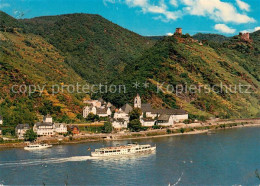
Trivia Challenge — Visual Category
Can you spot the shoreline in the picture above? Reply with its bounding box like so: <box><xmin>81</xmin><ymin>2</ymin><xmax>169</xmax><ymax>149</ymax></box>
<box><xmin>103</xmin><ymin>122</ymin><xmax>260</xmax><ymax>141</ymax></box>
<box><xmin>1</xmin><ymin>119</ymin><xmax>260</xmax><ymax>149</ymax></box>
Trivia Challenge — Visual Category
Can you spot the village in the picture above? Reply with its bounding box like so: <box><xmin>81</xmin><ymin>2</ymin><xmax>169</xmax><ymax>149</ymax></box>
<box><xmin>0</xmin><ymin>94</ymin><xmax>189</xmax><ymax>142</ymax></box>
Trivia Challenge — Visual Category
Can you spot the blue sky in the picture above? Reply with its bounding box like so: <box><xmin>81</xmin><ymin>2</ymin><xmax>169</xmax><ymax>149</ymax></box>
<box><xmin>0</xmin><ymin>0</ymin><xmax>259</xmax><ymax>36</ymax></box>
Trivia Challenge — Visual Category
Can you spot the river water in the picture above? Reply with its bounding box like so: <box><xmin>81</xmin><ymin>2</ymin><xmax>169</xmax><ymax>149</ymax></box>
<box><xmin>1</xmin><ymin>127</ymin><xmax>260</xmax><ymax>185</ymax></box>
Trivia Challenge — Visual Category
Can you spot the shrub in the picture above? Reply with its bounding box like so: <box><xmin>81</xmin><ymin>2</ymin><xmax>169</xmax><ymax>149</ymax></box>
<box><xmin>166</xmin><ymin>129</ymin><xmax>172</xmax><ymax>134</ymax></box>
<box><xmin>129</xmin><ymin>108</ymin><xmax>142</xmax><ymax>121</ymax></box>
<box><xmin>128</xmin><ymin>119</ymin><xmax>142</xmax><ymax>132</ymax></box>
<box><xmin>180</xmin><ymin>73</ymin><xmax>188</xmax><ymax>78</ymax></box>
<box><xmin>141</xmin><ymin>127</ymin><xmax>149</xmax><ymax>131</ymax></box>
<box><xmin>220</xmin><ymin>124</ymin><xmax>226</xmax><ymax>129</ymax></box>
<box><xmin>102</xmin><ymin>122</ymin><xmax>113</xmax><ymax>133</ymax></box>
<box><xmin>2</xmin><ymin>128</ymin><xmax>15</xmax><ymax>136</ymax></box>
<box><xmin>183</xmin><ymin>119</ymin><xmax>192</xmax><ymax>124</ymax></box>
<box><xmin>86</xmin><ymin>113</ymin><xmax>100</xmax><ymax>122</ymax></box>
<box><xmin>152</xmin><ymin>125</ymin><xmax>160</xmax><ymax>129</ymax></box>
<box><xmin>24</xmin><ymin>129</ymin><xmax>37</xmax><ymax>142</ymax></box>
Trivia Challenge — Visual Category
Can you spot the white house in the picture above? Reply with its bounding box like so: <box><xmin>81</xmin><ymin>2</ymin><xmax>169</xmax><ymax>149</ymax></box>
<box><xmin>114</xmin><ymin>110</ymin><xmax>129</xmax><ymax>121</ymax></box>
<box><xmin>96</xmin><ymin>107</ymin><xmax>112</xmax><ymax>117</ymax></box>
<box><xmin>156</xmin><ymin>114</ymin><xmax>174</xmax><ymax>126</ymax></box>
<box><xmin>33</xmin><ymin>115</ymin><xmax>55</xmax><ymax>136</ymax></box>
<box><xmin>83</xmin><ymin>100</ymin><xmax>102</xmax><ymax>108</ymax></box>
<box><xmin>0</xmin><ymin>115</ymin><xmax>3</xmax><ymax>125</ymax></box>
<box><xmin>113</xmin><ymin>103</ymin><xmax>133</xmax><ymax>123</ymax></box>
<box><xmin>171</xmin><ymin>110</ymin><xmax>189</xmax><ymax>122</ymax></box>
<box><xmin>112</xmin><ymin>119</ymin><xmax>128</xmax><ymax>129</ymax></box>
<box><xmin>141</xmin><ymin>103</ymin><xmax>157</xmax><ymax>119</ymax></box>
<box><xmin>33</xmin><ymin>122</ymin><xmax>55</xmax><ymax>136</ymax></box>
<box><xmin>83</xmin><ymin>106</ymin><xmax>97</xmax><ymax>118</ymax></box>
<box><xmin>141</xmin><ymin>118</ymin><xmax>156</xmax><ymax>127</ymax></box>
<box><xmin>15</xmin><ymin>124</ymin><xmax>30</xmax><ymax>139</ymax></box>
<box><xmin>54</xmin><ymin>123</ymin><xmax>67</xmax><ymax>134</ymax></box>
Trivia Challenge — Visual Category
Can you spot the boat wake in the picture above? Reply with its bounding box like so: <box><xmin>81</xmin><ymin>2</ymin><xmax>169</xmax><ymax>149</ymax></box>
<box><xmin>0</xmin><ymin>156</ymin><xmax>99</xmax><ymax>167</ymax></box>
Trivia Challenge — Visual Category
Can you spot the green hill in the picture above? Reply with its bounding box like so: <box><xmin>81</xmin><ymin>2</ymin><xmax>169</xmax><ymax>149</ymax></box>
<box><xmin>0</xmin><ymin>11</ymin><xmax>154</xmax><ymax>125</ymax></box>
<box><xmin>0</xmin><ymin>30</ymin><xmax>86</xmax><ymax>126</ymax></box>
<box><xmin>0</xmin><ymin>11</ymin><xmax>259</xmax><ymax>125</ymax></box>
<box><xmin>101</xmin><ymin>34</ymin><xmax>260</xmax><ymax>119</ymax></box>
<box><xmin>19</xmin><ymin>13</ymin><xmax>155</xmax><ymax>83</ymax></box>
<box><xmin>193</xmin><ymin>33</ymin><xmax>230</xmax><ymax>43</ymax></box>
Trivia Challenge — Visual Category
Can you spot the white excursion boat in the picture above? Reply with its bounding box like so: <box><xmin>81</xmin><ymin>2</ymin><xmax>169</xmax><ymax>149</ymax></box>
<box><xmin>91</xmin><ymin>143</ymin><xmax>156</xmax><ymax>157</ymax></box>
<box><xmin>24</xmin><ymin>143</ymin><xmax>52</xmax><ymax>150</ymax></box>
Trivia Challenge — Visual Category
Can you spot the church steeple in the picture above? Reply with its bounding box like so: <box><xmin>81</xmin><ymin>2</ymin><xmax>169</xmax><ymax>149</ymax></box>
<box><xmin>134</xmin><ymin>94</ymin><xmax>141</xmax><ymax>108</ymax></box>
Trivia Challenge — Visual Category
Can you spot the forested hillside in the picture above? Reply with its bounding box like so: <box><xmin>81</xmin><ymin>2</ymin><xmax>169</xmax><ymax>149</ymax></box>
<box><xmin>0</xmin><ymin>11</ymin><xmax>154</xmax><ymax>125</ymax></box>
<box><xmin>101</xmin><ymin>33</ymin><xmax>260</xmax><ymax>119</ymax></box>
<box><xmin>0</xmin><ymin>11</ymin><xmax>259</xmax><ymax>125</ymax></box>
<box><xmin>0</xmin><ymin>31</ymin><xmax>86</xmax><ymax>126</ymax></box>
<box><xmin>193</xmin><ymin>33</ymin><xmax>230</xmax><ymax>43</ymax></box>
<box><xmin>20</xmin><ymin>13</ymin><xmax>155</xmax><ymax>83</ymax></box>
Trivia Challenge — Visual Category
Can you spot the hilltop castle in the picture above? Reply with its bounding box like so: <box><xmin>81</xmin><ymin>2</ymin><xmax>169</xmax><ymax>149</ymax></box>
<box><xmin>239</xmin><ymin>32</ymin><xmax>251</xmax><ymax>42</ymax></box>
<box><xmin>175</xmin><ymin>28</ymin><xmax>182</xmax><ymax>35</ymax></box>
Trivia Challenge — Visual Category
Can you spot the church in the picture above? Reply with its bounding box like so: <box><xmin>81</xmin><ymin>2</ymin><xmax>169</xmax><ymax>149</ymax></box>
<box><xmin>133</xmin><ymin>94</ymin><xmax>189</xmax><ymax>127</ymax></box>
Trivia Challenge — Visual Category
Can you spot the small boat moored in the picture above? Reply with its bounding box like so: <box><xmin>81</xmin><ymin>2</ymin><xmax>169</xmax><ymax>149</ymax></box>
<box><xmin>91</xmin><ymin>143</ymin><xmax>156</xmax><ymax>157</ymax></box>
<box><xmin>24</xmin><ymin>143</ymin><xmax>52</xmax><ymax>150</ymax></box>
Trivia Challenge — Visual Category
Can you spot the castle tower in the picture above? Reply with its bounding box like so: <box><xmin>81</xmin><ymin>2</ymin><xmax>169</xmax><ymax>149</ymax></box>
<box><xmin>175</xmin><ymin>28</ymin><xmax>182</xmax><ymax>35</ymax></box>
<box><xmin>134</xmin><ymin>94</ymin><xmax>141</xmax><ymax>108</ymax></box>
<box><xmin>239</xmin><ymin>32</ymin><xmax>250</xmax><ymax>42</ymax></box>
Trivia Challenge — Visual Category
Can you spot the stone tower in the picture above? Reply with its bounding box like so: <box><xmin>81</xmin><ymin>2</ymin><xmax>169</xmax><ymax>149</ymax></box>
<box><xmin>134</xmin><ymin>94</ymin><xmax>141</xmax><ymax>108</ymax></box>
<box><xmin>175</xmin><ymin>28</ymin><xmax>182</xmax><ymax>35</ymax></box>
<box><xmin>239</xmin><ymin>32</ymin><xmax>250</xmax><ymax>42</ymax></box>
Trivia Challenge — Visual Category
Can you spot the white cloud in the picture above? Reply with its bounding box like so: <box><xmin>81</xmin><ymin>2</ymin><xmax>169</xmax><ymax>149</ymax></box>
<box><xmin>147</xmin><ymin>5</ymin><xmax>166</xmax><ymax>14</ymax></box>
<box><xmin>166</xmin><ymin>32</ymin><xmax>174</xmax><ymax>36</ymax></box>
<box><xmin>181</xmin><ymin>0</ymin><xmax>255</xmax><ymax>24</ymax></box>
<box><xmin>214</xmin><ymin>24</ymin><xmax>236</xmax><ymax>34</ymax></box>
<box><xmin>125</xmin><ymin>0</ymin><xmax>181</xmax><ymax>21</ymax></box>
<box><xmin>236</xmin><ymin>0</ymin><xmax>250</xmax><ymax>12</ymax></box>
<box><xmin>241</xmin><ymin>26</ymin><xmax>260</xmax><ymax>33</ymax></box>
<box><xmin>105</xmin><ymin>0</ymin><xmax>255</xmax><ymax>24</ymax></box>
<box><xmin>0</xmin><ymin>3</ymin><xmax>10</xmax><ymax>9</ymax></box>
<box><xmin>126</xmin><ymin>0</ymin><xmax>148</xmax><ymax>7</ymax></box>
<box><xmin>169</xmin><ymin>0</ymin><xmax>178</xmax><ymax>7</ymax></box>
<box><xmin>103</xmin><ymin>0</ymin><xmax>115</xmax><ymax>6</ymax></box>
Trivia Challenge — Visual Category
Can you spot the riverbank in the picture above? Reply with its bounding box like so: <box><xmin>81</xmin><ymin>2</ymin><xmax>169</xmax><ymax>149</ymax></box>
<box><xmin>1</xmin><ymin>118</ymin><xmax>260</xmax><ymax>148</ymax></box>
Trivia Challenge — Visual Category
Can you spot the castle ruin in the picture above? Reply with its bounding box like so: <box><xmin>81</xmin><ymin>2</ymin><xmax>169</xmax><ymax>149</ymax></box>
<box><xmin>175</xmin><ymin>28</ymin><xmax>182</xmax><ymax>35</ymax></box>
<box><xmin>239</xmin><ymin>32</ymin><xmax>250</xmax><ymax>42</ymax></box>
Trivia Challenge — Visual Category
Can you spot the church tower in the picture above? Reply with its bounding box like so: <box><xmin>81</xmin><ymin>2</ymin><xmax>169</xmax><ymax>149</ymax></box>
<box><xmin>134</xmin><ymin>94</ymin><xmax>141</xmax><ymax>108</ymax></box>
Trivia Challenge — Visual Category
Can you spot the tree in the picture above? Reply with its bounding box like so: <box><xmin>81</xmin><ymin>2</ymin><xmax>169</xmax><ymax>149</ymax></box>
<box><xmin>76</xmin><ymin>114</ymin><xmax>84</xmax><ymax>121</ymax></box>
<box><xmin>2</xmin><ymin>128</ymin><xmax>15</xmax><ymax>136</ymax></box>
<box><xmin>86</xmin><ymin>113</ymin><xmax>99</xmax><ymax>122</ymax></box>
<box><xmin>102</xmin><ymin>122</ymin><xmax>113</xmax><ymax>133</ymax></box>
<box><xmin>129</xmin><ymin>108</ymin><xmax>142</xmax><ymax>121</ymax></box>
<box><xmin>128</xmin><ymin>119</ymin><xmax>142</xmax><ymax>132</ymax></box>
<box><xmin>24</xmin><ymin>129</ymin><xmax>37</xmax><ymax>142</ymax></box>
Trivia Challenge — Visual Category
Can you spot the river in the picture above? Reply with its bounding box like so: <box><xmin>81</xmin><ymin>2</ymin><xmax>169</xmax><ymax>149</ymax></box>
<box><xmin>1</xmin><ymin>127</ymin><xmax>260</xmax><ymax>185</ymax></box>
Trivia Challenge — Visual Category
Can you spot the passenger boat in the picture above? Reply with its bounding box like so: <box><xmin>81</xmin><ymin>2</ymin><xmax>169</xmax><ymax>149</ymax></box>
<box><xmin>24</xmin><ymin>143</ymin><xmax>52</xmax><ymax>150</ymax></box>
<box><xmin>91</xmin><ymin>143</ymin><xmax>156</xmax><ymax>157</ymax></box>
